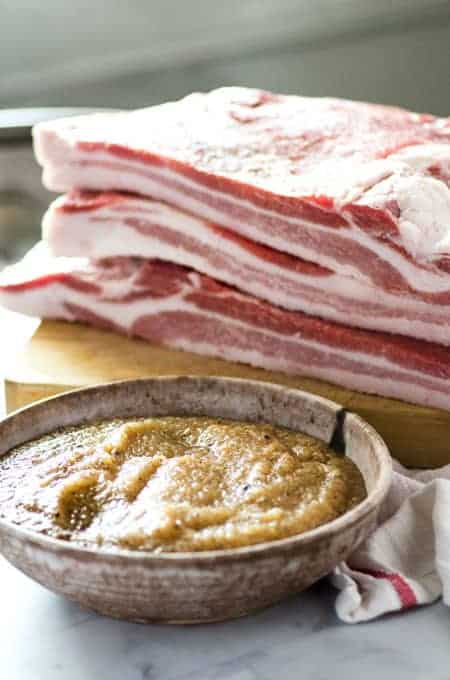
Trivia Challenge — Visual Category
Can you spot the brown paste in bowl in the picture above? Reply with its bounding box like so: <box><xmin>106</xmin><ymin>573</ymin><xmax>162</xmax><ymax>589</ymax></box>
<box><xmin>0</xmin><ymin>417</ymin><xmax>366</xmax><ymax>552</ymax></box>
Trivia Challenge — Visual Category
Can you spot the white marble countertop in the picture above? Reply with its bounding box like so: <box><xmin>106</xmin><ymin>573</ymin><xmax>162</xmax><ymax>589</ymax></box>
<box><xmin>1</xmin><ymin>555</ymin><xmax>449</xmax><ymax>680</ymax></box>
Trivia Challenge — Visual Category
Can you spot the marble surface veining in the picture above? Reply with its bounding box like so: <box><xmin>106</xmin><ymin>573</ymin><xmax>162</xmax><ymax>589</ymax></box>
<box><xmin>1</xmin><ymin>556</ymin><xmax>449</xmax><ymax>680</ymax></box>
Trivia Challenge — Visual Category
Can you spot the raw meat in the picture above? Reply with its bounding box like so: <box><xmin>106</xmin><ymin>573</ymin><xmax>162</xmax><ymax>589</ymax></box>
<box><xmin>44</xmin><ymin>189</ymin><xmax>450</xmax><ymax>345</ymax></box>
<box><xmin>34</xmin><ymin>87</ymin><xmax>450</xmax><ymax>297</ymax></box>
<box><xmin>1</xmin><ymin>243</ymin><xmax>449</xmax><ymax>411</ymax></box>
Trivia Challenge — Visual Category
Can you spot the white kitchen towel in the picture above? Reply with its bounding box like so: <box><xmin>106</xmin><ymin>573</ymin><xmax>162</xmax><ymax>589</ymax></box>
<box><xmin>331</xmin><ymin>460</ymin><xmax>450</xmax><ymax>623</ymax></box>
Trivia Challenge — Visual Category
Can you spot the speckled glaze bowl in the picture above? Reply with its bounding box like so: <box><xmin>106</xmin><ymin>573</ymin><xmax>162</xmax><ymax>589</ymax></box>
<box><xmin>0</xmin><ymin>377</ymin><xmax>392</xmax><ymax>623</ymax></box>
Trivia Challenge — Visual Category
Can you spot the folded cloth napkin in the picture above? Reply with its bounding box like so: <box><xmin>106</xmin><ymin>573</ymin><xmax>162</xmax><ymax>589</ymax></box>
<box><xmin>331</xmin><ymin>460</ymin><xmax>450</xmax><ymax>623</ymax></box>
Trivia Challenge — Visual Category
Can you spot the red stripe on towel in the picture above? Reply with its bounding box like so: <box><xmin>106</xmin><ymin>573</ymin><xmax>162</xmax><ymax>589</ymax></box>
<box><xmin>360</xmin><ymin>569</ymin><xmax>417</xmax><ymax>608</ymax></box>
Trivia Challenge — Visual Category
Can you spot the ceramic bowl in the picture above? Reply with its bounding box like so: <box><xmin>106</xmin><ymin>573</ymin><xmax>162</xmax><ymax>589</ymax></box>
<box><xmin>0</xmin><ymin>377</ymin><xmax>392</xmax><ymax>623</ymax></box>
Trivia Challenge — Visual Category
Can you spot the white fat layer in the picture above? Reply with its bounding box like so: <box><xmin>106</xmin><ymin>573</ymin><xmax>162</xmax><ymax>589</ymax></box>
<box><xmin>390</xmin><ymin>143</ymin><xmax>450</xmax><ymax>172</ymax></box>
<box><xmin>44</xmin><ymin>200</ymin><xmax>450</xmax><ymax>345</ymax></box>
<box><xmin>32</xmin><ymin>90</ymin><xmax>450</xmax><ymax>200</ymax></box>
<box><xmin>362</xmin><ymin>173</ymin><xmax>450</xmax><ymax>259</ymax></box>
<box><xmin>39</xmin><ymin>148</ymin><xmax>450</xmax><ymax>294</ymax></box>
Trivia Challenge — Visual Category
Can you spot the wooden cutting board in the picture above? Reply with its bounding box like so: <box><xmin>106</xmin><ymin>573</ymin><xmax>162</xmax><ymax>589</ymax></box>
<box><xmin>4</xmin><ymin>319</ymin><xmax>450</xmax><ymax>468</ymax></box>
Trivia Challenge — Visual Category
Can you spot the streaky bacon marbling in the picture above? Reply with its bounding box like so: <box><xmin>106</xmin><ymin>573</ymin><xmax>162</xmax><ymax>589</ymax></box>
<box><xmin>1</xmin><ymin>243</ymin><xmax>449</xmax><ymax>411</ymax></box>
<box><xmin>41</xmin><ymin>189</ymin><xmax>450</xmax><ymax>346</ymax></box>
<box><xmin>33</xmin><ymin>87</ymin><xmax>450</xmax><ymax>297</ymax></box>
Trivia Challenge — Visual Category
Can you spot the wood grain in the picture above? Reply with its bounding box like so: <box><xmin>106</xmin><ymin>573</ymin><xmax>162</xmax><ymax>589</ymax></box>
<box><xmin>5</xmin><ymin>319</ymin><xmax>450</xmax><ymax>468</ymax></box>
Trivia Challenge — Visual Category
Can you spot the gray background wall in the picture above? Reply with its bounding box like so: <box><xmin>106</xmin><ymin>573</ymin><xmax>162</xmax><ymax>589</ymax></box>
<box><xmin>1</xmin><ymin>0</ymin><xmax>449</xmax><ymax>114</ymax></box>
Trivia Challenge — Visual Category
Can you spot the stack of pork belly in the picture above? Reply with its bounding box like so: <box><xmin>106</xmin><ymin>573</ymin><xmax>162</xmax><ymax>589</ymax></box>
<box><xmin>1</xmin><ymin>87</ymin><xmax>450</xmax><ymax>410</ymax></box>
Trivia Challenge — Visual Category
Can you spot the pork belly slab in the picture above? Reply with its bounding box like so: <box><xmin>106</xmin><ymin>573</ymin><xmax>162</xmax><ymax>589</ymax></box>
<box><xmin>1</xmin><ymin>243</ymin><xmax>449</xmax><ymax>411</ymax></box>
<box><xmin>34</xmin><ymin>87</ymin><xmax>450</xmax><ymax>298</ymax></box>
<box><xmin>44</xmin><ymin>190</ymin><xmax>450</xmax><ymax>346</ymax></box>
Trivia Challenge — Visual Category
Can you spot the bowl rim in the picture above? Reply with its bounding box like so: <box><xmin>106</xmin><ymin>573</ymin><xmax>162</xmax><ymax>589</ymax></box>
<box><xmin>0</xmin><ymin>376</ymin><xmax>392</xmax><ymax>563</ymax></box>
